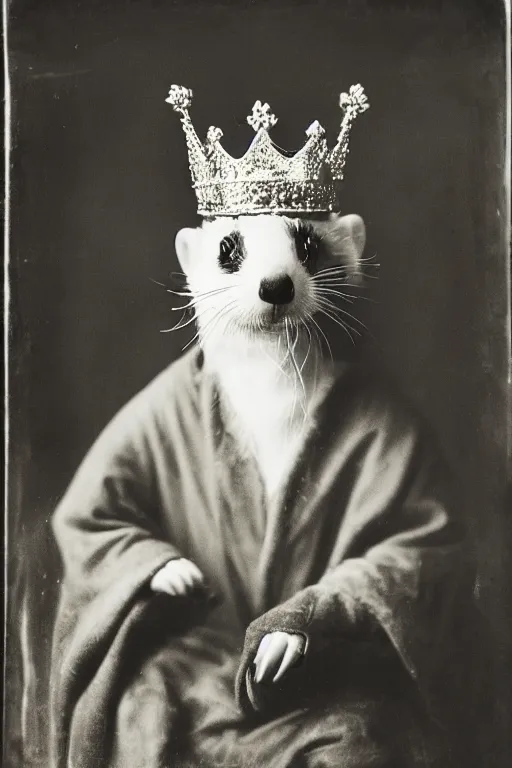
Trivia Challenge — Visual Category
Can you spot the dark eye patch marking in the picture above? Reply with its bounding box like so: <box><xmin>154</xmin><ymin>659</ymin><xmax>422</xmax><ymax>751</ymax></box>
<box><xmin>292</xmin><ymin>221</ymin><xmax>321</xmax><ymax>276</ymax></box>
<box><xmin>219</xmin><ymin>230</ymin><xmax>245</xmax><ymax>273</ymax></box>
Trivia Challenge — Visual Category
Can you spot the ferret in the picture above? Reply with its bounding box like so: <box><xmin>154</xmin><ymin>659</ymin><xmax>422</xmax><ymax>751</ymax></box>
<box><xmin>174</xmin><ymin>212</ymin><xmax>367</xmax><ymax>501</ymax></box>
<box><xmin>53</xmin><ymin>206</ymin><xmax>472</xmax><ymax>765</ymax></box>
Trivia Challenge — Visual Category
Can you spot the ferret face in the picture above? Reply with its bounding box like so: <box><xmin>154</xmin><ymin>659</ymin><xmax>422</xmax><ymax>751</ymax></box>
<box><xmin>174</xmin><ymin>213</ymin><xmax>366</xmax><ymax>343</ymax></box>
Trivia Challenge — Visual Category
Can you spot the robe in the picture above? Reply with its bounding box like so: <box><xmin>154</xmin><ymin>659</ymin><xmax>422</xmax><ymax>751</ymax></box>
<box><xmin>49</xmin><ymin>348</ymin><xmax>484</xmax><ymax>768</ymax></box>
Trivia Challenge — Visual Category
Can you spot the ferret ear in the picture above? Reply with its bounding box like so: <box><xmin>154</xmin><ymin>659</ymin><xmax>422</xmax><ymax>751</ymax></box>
<box><xmin>321</xmin><ymin>213</ymin><xmax>366</xmax><ymax>281</ymax></box>
<box><xmin>175</xmin><ymin>228</ymin><xmax>200</xmax><ymax>276</ymax></box>
<box><xmin>328</xmin><ymin>213</ymin><xmax>366</xmax><ymax>258</ymax></box>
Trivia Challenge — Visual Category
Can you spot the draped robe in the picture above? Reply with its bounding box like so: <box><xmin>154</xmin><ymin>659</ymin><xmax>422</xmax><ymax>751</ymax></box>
<box><xmin>49</xmin><ymin>348</ymin><xmax>482</xmax><ymax>768</ymax></box>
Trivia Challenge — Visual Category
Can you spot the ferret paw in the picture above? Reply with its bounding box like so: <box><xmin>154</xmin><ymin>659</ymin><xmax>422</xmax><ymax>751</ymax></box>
<box><xmin>150</xmin><ymin>558</ymin><xmax>205</xmax><ymax>597</ymax></box>
<box><xmin>252</xmin><ymin>631</ymin><xmax>306</xmax><ymax>684</ymax></box>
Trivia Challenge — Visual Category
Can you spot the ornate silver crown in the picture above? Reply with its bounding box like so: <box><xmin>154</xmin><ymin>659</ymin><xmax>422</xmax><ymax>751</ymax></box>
<box><xmin>166</xmin><ymin>84</ymin><xmax>369</xmax><ymax>218</ymax></box>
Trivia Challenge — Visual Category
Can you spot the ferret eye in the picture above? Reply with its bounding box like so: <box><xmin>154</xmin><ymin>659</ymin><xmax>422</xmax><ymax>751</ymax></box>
<box><xmin>303</xmin><ymin>234</ymin><xmax>319</xmax><ymax>263</ymax></box>
<box><xmin>219</xmin><ymin>236</ymin><xmax>235</xmax><ymax>265</ymax></box>
<box><xmin>219</xmin><ymin>232</ymin><xmax>244</xmax><ymax>273</ymax></box>
<box><xmin>295</xmin><ymin>226</ymin><xmax>319</xmax><ymax>272</ymax></box>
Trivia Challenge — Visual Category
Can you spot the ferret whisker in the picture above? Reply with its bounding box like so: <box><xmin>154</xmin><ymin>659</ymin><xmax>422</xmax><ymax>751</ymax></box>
<box><xmin>197</xmin><ymin>300</ymin><xmax>239</xmax><ymax>349</ymax></box>
<box><xmin>315</xmin><ymin>305</ymin><xmax>359</xmax><ymax>345</ymax></box>
<box><xmin>194</xmin><ymin>285</ymin><xmax>241</xmax><ymax>298</ymax></box>
<box><xmin>315</xmin><ymin>283</ymin><xmax>376</xmax><ymax>296</ymax></box>
<box><xmin>312</xmin><ymin>265</ymin><xmax>379</xmax><ymax>280</ymax></box>
<box><xmin>314</xmin><ymin>285</ymin><xmax>363</xmax><ymax>296</ymax></box>
<box><xmin>161</xmin><ymin>312</ymin><xmax>196</xmax><ymax>333</ymax></box>
<box><xmin>315</xmin><ymin>297</ymin><xmax>366</xmax><ymax>334</ymax></box>
<box><xmin>311</xmin><ymin>268</ymin><xmax>351</xmax><ymax>280</ymax></box>
<box><xmin>257</xmin><ymin>325</ymin><xmax>292</xmax><ymax>382</ymax></box>
<box><xmin>290</xmin><ymin>322</ymin><xmax>300</xmax><ymax>357</ymax></box>
<box><xmin>324</xmin><ymin>290</ymin><xmax>375</xmax><ymax>304</ymax></box>
<box><xmin>319</xmin><ymin>298</ymin><xmax>369</xmax><ymax>332</ymax></box>
<box><xmin>318</xmin><ymin>294</ymin><xmax>380</xmax><ymax>347</ymax></box>
<box><xmin>313</xmin><ymin>264</ymin><xmax>352</xmax><ymax>273</ymax></box>
<box><xmin>309</xmin><ymin>321</ymin><xmax>323</xmax><ymax>390</ymax></box>
<box><xmin>308</xmin><ymin>313</ymin><xmax>334</xmax><ymax>364</ymax></box>
<box><xmin>299</xmin><ymin>321</ymin><xmax>312</xmax><ymax>375</ymax></box>
<box><xmin>220</xmin><ymin>311</ymin><xmax>239</xmax><ymax>343</ymax></box>
<box><xmin>316</xmin><ymin>285</ymin><xmax>376</xmax><ymax>304</ymax></box>
<box><xmin>170</xmin><ymin>286</ymin><xmax>235</xmax><ymax>311</ymax></box>
<box><xmin>310</xmin><ymin>272</ymin><xmax>377</xmax><ymax>285</ymax></box>
<box><xmin>293</xmin><ymin>327</ymin><xmax>308</xmax><ymax>411</ymax></box>
<box><xmin>300</xmin><ymin>320</ymin><xmax>318</xmax><ymax>406</ymax></box>
<box><xmin>284</xmin><ymin>320</ymin><xmax>297</xmax><ymax>426</ymax></box>
<box><xmin>165</xmin><ymin>288</ymin><xmax>195</xmax><ymax>298</ymax></box>
<box><xmin>284</xmin><ymin>319</ymin><xmax>291</xmax><ymax>408</ymax></box>
<box><xmin>181</xmin><ymin>328</ymin><xmax>202</xmax><ymax>352</ymax></box>
<box><xmin>319</xmin><ymin>310</ymin><xmax>358</xmax><ymax>345</ymax></box>
<box><xmin>316</xmin><ymin>297</ymin><xmax>361</xmax><ymax>328</ymax></box>
<box><xmin>181</xmin><ymin>313</ymin><xmax>216</xmax><ymax>351</ymax></box>
<box><xmin>286</xmin><ymin>320</ymin><xmax>307</xmax><ymax>419</ymax></box>
<box><xmin>312</xmin><ymin>268</ymin><xmax>378</xmax><ymax>281</ymax></box>
<box><xmin>161</xmin><ymin>302</ymin><xmax>216</xmax><ymax>333</ymax></box>
<box><xmin>181</xmin><ymin>300</ymin><xmax>236</xmax><ymax>352</ymax></box>
<box><xmin>186</xmin><ymin>285</ymin><xmax>240</xmax><ymax>303</ymax></box>
<box><xmin>318</xmin><ymin>271</ymin><xmax>377</xmax><ymax>279</ymax></box>
<box><xmin>314</xmin><ymin>255</ymin><xmax>379</xmax><ymax>269</ymax></box>
<box><xmin>305</xmin><ymin>318</ymin><xmax>319</xmax><ymax>363</ymax></box>
<box><xmin>198</xmin><ymin>304</ymin><xmax>238</xmax><ymax>350</ymax></box>
<box><xmin>314</xmin><ymin>287</ymin><xmax>355</xmax><ymax>304</ymax></box>
<box><xmin>313</xmin><ymin>287</ymin><xmax>364</xmax><ymax>319</ymax></box>
<box><xmin>169</xmin><ymin>285</ymin><xmax>239</xmax><ymax>304</ymax></box>
<box><xmin>302</xmin><ymin>319</ymin><xmax>318</xmax><ymax>383</ymax></box>
<box><xmin>280</xmin><ymin>329</ymin><xmax>291</xmax><ymax>368</ymax></box>
<box><xmin>312</xmin><ymin>272</ymin><xmax>358</xmax><ymax>281</ymax></box>
<box><xmin>149</xmin><ymin>278</ymin><xmax>169</xmax><ymax>289</ymax></box>
<box><xmin>150</xmin><ymin>272</ymin><xmax>187</xmax><ymax>291</ymax></box>
<box><xmin>279</xmin><ymin>332</ymin><xmax>294</xmax><ymax>377</ymax></box>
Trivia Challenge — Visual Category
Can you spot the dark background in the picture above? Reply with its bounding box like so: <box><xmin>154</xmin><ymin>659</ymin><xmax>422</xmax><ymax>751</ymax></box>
<box><xmin>6</xmin><ymin>0</ymin><xmax>511</xmax><ymax>765</ymax></box>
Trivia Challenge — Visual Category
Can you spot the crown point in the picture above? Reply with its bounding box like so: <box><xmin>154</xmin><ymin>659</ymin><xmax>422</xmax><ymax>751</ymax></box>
<box><xmin>206</xmin><ymin>126</ymin><xmax>223</xmax><ymax>144</ymax></box>
<box><xmin>306</xmin><ymin>120</ymin><xmax>325</xmax><ymax>138</ymax></box>
<box><xmin>247</xmin><ymin>100</ymin><xmax>278</xmax><ymax>132</ymax></box>
<box><xmin>166</xmin><ymin>84</ymin><xmax>193</xmax><ymax>112</ymax></box>
<box><xmin>339</xmin><ymin>84</ymin><xmax>369</xmax><ymax>114</ymax></box>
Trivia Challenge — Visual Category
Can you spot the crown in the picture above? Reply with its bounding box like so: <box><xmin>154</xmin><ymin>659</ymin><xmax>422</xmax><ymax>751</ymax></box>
<box><xmin>166</xmin><ymin>84</ymin><xmax>369</xmax><ymax>218</ymax></box>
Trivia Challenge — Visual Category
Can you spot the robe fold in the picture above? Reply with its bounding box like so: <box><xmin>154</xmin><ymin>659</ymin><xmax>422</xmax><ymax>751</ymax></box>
<box><xmin>49</xmin><ymin>349</ymin><xmax>482</xmax><ymax>768</ymax></box>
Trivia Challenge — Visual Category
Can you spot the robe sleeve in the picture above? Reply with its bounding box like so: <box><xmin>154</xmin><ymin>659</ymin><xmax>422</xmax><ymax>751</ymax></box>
<box><xmin>49</xmin><ymin>393</ymin><xmax>184</xmax><ymax>767</ymax></box>
<box><xmin>236</xmin><ymin>398</ymin><xmax>475</xmax><ymax>722</ymax></box>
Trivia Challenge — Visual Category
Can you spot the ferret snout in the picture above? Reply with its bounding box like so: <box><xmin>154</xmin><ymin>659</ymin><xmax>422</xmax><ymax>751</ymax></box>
<box><xmin>258</xmin><ymin>274</ymin><xmax>295</xmax><ymax>306</ymax></box>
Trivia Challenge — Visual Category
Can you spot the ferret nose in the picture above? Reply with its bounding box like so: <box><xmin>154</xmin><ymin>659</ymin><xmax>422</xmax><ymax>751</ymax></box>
<box><xmin>259</xmin><ymin>275</ymin><xmax>295</xmax><ymax>305</ymax></box>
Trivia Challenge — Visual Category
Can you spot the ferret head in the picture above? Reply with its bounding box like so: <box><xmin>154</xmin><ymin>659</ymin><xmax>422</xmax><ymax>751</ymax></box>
<box><xmin>174</xmin><ymin>212</ymin><xmax>366</xmax><ymax>347</ymax></box>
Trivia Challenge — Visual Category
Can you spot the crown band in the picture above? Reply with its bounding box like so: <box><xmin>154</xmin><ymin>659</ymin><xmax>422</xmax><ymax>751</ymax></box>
<box><xmin>166</xmin><ymin>84</ymin><xmax>369</xmax><ymax>218</ymax></box>
<box><xmin>194</xmin><ymin>180</ymin><xmax>338</xmax><ymax>218</ymax></box>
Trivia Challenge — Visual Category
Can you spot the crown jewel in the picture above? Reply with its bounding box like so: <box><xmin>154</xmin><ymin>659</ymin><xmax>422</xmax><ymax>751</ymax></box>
<box><xmin>166</xmin><ymin>83</ymin><xmax>369</xmax><ymax>218</ymax></box>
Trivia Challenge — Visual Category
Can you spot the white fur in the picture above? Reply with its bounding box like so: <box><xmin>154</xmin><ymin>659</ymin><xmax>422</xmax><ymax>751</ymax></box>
<box><xmin>204</xmin><ymin>332</ymin><xmax>334</xmax><ymax>500</ymax></box>
<box><xmin>175</xmin><ymin>214</ymin><xmax>365</xmax><ymax>500</ymax></box>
